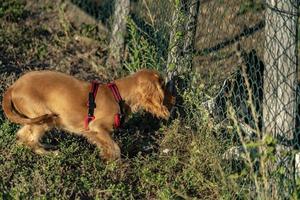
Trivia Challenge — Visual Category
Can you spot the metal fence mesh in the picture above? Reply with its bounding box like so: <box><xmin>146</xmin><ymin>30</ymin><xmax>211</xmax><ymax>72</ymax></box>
<box><xmin>120</xmin><ymin>0</ymin><xmax>299</xmax><ymax>197</ymax></box>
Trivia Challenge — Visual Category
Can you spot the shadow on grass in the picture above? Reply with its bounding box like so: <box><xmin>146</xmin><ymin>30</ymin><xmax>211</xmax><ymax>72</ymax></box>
<box><xmin>40</xmin><ymin>113</ymin><xmax>163</xmax><ymax>160</ymax></box>
<box><xmin>115</xmin><ymin>113</ymin><xmax>163</xmax><ymax>158</ymax></box>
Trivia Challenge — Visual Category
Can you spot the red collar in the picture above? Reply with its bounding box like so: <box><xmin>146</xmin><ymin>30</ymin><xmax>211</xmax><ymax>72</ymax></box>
<box><xmin>84</xmin><ymin>82</ymin><xmax>125</xmax><ymax>129</ymax></box>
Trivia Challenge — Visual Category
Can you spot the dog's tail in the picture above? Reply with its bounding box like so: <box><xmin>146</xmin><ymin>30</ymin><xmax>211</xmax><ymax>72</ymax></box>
<box><xmin>2</xmin><ymin>87</ymin><xmax>56</xmax><ymax>125</ymax></box>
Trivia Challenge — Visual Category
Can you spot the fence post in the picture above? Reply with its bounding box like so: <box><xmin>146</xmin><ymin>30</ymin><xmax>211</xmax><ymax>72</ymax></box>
<box><xmin>263</xmin><ymin>0</ymin><xmax>298</xmax><ymax>197</ymax></box>
<box><xmin>166</xmin><ymin>0</ymin><xmax>184</xmax><ymax>85</ymax></box>
<box><xmin>106</xmin><ymin>0</ymin><xmax>130</xmax><ymax>69</ymax></box>
<box><xmin>182</xmin><ymin>0</ymin><xmax>200</xmax><ymax>74</ymax></box>
<box><xmin>166</xmin><ymin>0</ymin><xmax>200</xmax><ymax>97</ymax></box>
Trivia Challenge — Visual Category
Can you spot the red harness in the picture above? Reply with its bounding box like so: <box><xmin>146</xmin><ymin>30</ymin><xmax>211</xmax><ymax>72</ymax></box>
<box><xmin>84</xmin><ymin>81</ymin><xmax>124</xmax><ymax>129</ymax></box>
<box><xmin>107</xmin><ymin>83</ymin><xmax>124</xmax><ymax>128</ymax></box>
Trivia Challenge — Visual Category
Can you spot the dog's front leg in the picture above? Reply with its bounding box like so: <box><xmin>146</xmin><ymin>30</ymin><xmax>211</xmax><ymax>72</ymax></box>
<box><xmin>83</xmin><ymin>124</ymin><xmax>120</xmax><ymax>161</ymax></box>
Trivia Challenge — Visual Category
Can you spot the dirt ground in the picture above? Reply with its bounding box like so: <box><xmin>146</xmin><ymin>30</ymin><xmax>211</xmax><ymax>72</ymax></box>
<box><xmin>0</xmin><ymin>0</ymin><xmax>114</xmax><ymax>102</ymax></box>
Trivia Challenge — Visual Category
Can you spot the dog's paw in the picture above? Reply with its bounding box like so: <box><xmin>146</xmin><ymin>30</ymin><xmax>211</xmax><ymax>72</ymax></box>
<box><xmin>34</xmin><ymin>147</ymin><xmax>51</xmax><ymax>155</ymax></box>
<box><xmin>101</xmin><ymin>143</ymin><xmax>121</xmax><ymax>161</ymax></box>
<box><xmin>33</xmin><ymin>146</ymin><xmax>59</xmax><ymax>156</ymax></box>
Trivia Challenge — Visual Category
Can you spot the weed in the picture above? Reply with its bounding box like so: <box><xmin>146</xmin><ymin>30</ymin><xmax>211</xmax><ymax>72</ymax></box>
<box><xmin>124</xmin><ymin>18</ymin><xmax>165</xmax><ymax>74</ymax></box>
<box><xmin>0</xmin><ymin>0</ymin><xmax>28</xmax><ymax>22</ymax></box>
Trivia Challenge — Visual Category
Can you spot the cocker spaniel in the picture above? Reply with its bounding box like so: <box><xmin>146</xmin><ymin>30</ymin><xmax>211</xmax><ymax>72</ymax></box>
<box><xmin>2</xmin><ymin>69</ymin><xmax>175</xmax><ymax>161</ymax></box>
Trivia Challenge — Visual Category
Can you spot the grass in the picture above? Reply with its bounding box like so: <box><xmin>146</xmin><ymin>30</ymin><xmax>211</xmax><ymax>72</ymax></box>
<box><xmin>0</xmin><ymin>0</ymin><xmax>28</xmax><ymax>21</ymax></box>
<box><xmin>0</xmin><ymin>114</ymin><xmax>226</xmax><ymax>199</ymax></box>
<box><xmin>0</xmin><ymin>4</ymin><xmax>228</xmax><ymax>195</ymax></box>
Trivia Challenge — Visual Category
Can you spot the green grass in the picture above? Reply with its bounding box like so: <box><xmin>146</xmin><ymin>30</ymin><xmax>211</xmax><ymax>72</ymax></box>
<box><xmin>0</xmin><ymin>0</ymin><xmax>28</xmax><ymax>22</ymax></box>
<box><xmin>0</xmin><ymin>113</ymin><xmax>226</xmax><ymax>199</ymax></box>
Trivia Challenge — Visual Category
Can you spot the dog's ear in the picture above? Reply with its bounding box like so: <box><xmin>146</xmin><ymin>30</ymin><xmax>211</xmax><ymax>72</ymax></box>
<box><xmin>135</xmin><ymin>78</ymin><xmax>170</xmax><ymax>119</ymax></box>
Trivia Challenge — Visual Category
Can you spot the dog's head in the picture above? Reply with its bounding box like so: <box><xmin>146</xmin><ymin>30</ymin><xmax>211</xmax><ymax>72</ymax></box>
<box><xmin>130</xmin><ymin>69</ymin><xmax>175</xmax><ymax>119</ymax></box>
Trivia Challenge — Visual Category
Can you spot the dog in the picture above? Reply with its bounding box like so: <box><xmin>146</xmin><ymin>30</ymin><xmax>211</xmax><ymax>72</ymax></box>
<box><xmin>2</xmin><ymin>69</ymin><xmax>175</xmax><ymax>161</ymax></box>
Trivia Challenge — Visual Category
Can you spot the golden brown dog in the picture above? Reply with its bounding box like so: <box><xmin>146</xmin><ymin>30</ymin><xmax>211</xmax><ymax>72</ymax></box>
<box><xmin>2</xmin><ymin>69</ymin><xmax>174</xmax><ymax>160</ymax></box>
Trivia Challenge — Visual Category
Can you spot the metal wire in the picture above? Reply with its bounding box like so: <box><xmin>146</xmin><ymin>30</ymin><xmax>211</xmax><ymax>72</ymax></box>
<box><xmin>69</xmin><ymin>0</ymin><xmax>299</xmax><ymax>198</ymax></box>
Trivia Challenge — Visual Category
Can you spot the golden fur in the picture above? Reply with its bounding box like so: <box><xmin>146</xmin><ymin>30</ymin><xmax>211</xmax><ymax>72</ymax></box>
<box><xmin>2</xmin><ymin>69</ymin><xmax>175</xmax><ymax>160</ymax></box>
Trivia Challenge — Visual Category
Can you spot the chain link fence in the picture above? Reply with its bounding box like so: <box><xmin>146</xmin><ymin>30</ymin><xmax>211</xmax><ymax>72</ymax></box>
<box><xmin>126</xmin><ymin>0</ymin><xmax>298</xmax><ymax>198</ymax></box>
<box><xmin>38</xmin><ymin>0</ymin><xmax>300</xmax><ymax>198</ymax></box>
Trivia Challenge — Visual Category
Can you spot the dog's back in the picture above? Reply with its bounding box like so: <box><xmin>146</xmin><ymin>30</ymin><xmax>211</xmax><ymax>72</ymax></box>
<box><xmin>2</xmin><ymin>71</ymin><xmax>89</xmax><ymax>126</ymax></box>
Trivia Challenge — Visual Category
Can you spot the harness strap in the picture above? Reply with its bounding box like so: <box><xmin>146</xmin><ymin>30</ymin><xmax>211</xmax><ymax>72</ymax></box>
<box><xmin>107</xmin><ymin>83</ymin><xmax>122</xmax><ymax>102</ymax></box>
<box><xmin>84</xmin><ymin>82</ymin><xmax>125</xmax><ymax>129</ymax></box>
<box><xmin>84</xmin><ymin>81</ymin><xmax>99</xmax><ymax>129</ymax></box>
<box><xmin>107</xmin><ymin>83</ymin><xmax>125</xmax><ymax>128</ymax></box>
<box><xmin>90</xmin><ymin>81</ymin><xmax>99</xmax><ymax>98</ymax></box>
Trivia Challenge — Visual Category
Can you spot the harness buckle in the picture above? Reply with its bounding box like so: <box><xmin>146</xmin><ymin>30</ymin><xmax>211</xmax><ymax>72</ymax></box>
<box><xmin>84</xmin><ymin>81</ymin><xmax>99</xmax><ymax>129</ymax></box>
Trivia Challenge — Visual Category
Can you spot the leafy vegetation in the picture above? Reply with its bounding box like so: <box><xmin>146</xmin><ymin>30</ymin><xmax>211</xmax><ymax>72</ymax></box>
<box><xmin>0</xmin><ymin>0</ymin><xmax>28</xmax><ymax>22</ymax></box>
